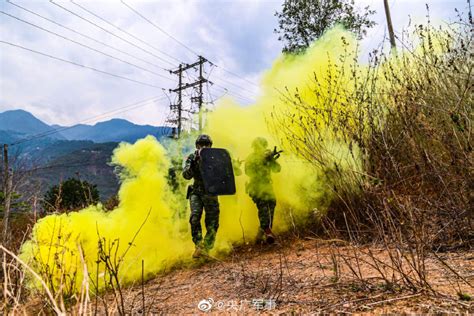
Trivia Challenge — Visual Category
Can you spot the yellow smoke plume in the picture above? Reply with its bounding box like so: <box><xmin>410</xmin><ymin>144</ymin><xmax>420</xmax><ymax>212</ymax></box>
<box><xmin>20</xmin><ymin>26</ymin><xmax>360</xmax><ymax>292</ymax></box>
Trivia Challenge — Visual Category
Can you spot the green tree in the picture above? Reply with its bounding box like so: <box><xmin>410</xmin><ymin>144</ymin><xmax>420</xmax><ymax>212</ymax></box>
<box><xmin>274</xmin><ymin>0</ymin><xmax>376</xmax><ymax>54</ymax></box>
<box><xmin>0</xmin><ymin>191</ymin><xmax>29</xmax><ymax>216</ymax></box>
<box><xmin>42</xmin><ymin>178</ymin><xmax>99</xmax><ymax>213</ymax></box>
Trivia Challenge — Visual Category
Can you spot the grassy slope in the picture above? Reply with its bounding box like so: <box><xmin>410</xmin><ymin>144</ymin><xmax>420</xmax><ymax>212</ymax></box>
<box><xmin>86</xmin><ymin>238</ymin><xmax>474</xmax><ymax>314</ymax></box>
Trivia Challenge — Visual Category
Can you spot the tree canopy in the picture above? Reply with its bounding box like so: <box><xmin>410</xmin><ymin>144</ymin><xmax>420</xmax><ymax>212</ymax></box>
<box><xmin>0</xmin><ymin>191</ymin><xmax>29</xmax><ymax>216</ymax></box>
<box><xmin>42</xmin><ymin>178</ymin><xmax>99</xmax><ymax>213</ymax></box>
<box><xmin>274</xmin><ymin>0</ymin><xmax>376</xmax><ymax>54</ymax></box>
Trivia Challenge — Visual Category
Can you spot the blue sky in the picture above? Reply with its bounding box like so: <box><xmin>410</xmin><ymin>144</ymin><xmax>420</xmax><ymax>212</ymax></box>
<box><xmin>0</xmin><ymin>0</ymin><xmax>470</xmax><ymax>127</ymax></box>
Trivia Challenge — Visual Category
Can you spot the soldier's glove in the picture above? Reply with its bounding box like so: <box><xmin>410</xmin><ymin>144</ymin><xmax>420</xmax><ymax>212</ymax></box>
<box><xmin>266</xmin><ymin>146</ymin><xmax>283</xmax><ymax>161</ymax></box>
<box><xmin>234</xmin><ymin>158</ymin><xmax>243</xmax><ymax>167</ymax></box>
<box><xmin>192</xmin><ymin>150</ymin><xmax>200</xmax><ymax>164</ymax></box>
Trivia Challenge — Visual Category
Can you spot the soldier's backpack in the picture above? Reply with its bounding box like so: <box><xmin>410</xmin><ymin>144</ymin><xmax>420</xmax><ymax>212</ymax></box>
<box><xmin>199</xmin><ymin>148</ymin><xmax>236</xmax><ymax>195</ymax></box>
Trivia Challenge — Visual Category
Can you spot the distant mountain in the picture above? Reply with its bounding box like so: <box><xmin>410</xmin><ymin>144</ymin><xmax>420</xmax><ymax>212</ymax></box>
<box><xmin>0</xmin><ymin>130</ymin><xmax>22</xmax><ymax>144</ymax></box>
<box><xmin>55</xmin><ymin>124</ymin><xmax>89</xmax><ymax>140</ymax></box>
<box><xmin>0</xmin><ymin>109</ymin><xmax>172</xmax><ymax>143</ymax></box>
<box><xmin>0</xmin><ymin>110</ymin><xmax>64</xmax><ymax>139</ymax></box>
<box><xmin>59</xmin><ymin>119</ymin><xmax>172</xmax><ymax>143</ymax></box>
<box><xmin>0</xmin><ymin>109</ymin><xmax>173</xmax><ymax>201</ymax></box>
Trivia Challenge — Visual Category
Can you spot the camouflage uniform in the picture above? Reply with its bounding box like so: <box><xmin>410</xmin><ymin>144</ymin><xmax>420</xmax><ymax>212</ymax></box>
<box><xmin>183</xmin><ymin>152</ymin><xmax>220</xmax><ymax>251</ymax></box>
<box><xmin>167</xmin><ymin>158</ymin><xmax>182</xmax><ymax>192</ymax></box>
<box><xmin>245</xmin><ymin>148</ymin><xmax>281</xmax><ymax>231</ymax></box>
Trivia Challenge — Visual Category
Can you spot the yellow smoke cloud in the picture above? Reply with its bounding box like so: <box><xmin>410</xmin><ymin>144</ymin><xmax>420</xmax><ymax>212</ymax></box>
<box><xmin>20</xmin><ymin>26</ymin><xmax>359</xmax><ymax>293</ymax></box>
<box><xmin>20</xmin><ymin>136</ymin><xmax>194</xmax><ymax>291</ymax></box>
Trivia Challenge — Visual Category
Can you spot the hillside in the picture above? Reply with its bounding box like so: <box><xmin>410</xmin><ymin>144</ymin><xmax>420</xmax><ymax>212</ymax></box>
<box><xmin>0</xmin><ymin>130</ymin><xmax>119</xmax><ymax>199</ymax></box>
<box><xmin>0</xmin><ymin>130</ymin><xmax>22</xmax><ymax>145</ymax></box>
<box><xmin>56</xmin><ymin>119</ymin><xmax>172</xmax><ymax>143</ymax></box>
<box><xmin>112</xmin><ymin>240</ymin><xmax>474</xmax><ymax>314</ymax></box>
<box><xmin>0</xmin><ymin>109</ymin><xmax>172</xmax><ymax>200</ymax></box>
<box><xmin>25</xmin><ymin>237</ymin><xmax>473</xmax><ymax>314</ymax></box>
<box><xmin>0</xmin><ymin>109</ymin><xmax>172</xmax><ymax>144</ymax></box>
<box><xmin>24</xmin><ymin>142</ymin><xmax>119</xmax><ymax>199</ymax></box>
<box><xmin>0</xmin><ymin>110</ymin><xmax>64</xmax><ymax>139</ymax></box>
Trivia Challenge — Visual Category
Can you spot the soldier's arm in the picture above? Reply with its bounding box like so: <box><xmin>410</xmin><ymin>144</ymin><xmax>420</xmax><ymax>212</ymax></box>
<box><xmin>232</xmin><ymin>158</ymin><xmax>243</xmax><ymax>176</ymax></box>
<box><xmin>244</xmin><ymin>156</ymin><xmax>252</xmax><ymax>176</ymax></box>
<box><xmin>182</xmin><ymin>154</ymin><xmax>195</xmax><ymax>180</ymax></box>
<box><xmin>271</xmin><ymin>159</ymin><xmax>281</xmax><ymax>173</ymax></box>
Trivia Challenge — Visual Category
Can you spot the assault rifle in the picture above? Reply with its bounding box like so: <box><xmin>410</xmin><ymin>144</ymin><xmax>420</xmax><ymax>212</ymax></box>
<box><xmin>266</xmin><ymin>146</ymin><xmax>283</xmax><ymax>161</ymax></box>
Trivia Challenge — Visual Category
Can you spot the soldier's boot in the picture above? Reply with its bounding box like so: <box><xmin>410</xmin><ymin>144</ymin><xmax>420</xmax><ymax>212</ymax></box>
<box><xmin>256</xmin><ymin>229</ymin><xmax>265</xmax><ymax>244</ymax></box>
<box><xmin>192</xmin><ymin>245</ymin><xmax>206</xmax><ymax>259</ymax></box>
<box><xmin>192</xmin><ymin>247</ymin><xmax>201</xmax><ymax>259</ymax></box>
<box><xmin>264</xmin><ymin>228</ymin><xmax>275</xmax><ymax>244</ymax></box>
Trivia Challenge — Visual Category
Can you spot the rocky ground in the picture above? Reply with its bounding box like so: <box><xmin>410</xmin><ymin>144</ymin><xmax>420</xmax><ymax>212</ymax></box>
<box><xmin>94</xmin><ymin>237</ymin><xmax>473</xmax><ymax>314</ymax></box>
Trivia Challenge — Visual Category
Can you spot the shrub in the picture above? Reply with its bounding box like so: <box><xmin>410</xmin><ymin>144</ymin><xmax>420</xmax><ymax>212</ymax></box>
<box><xmin>42</xmin><ymin>178</ymin><xmax>99</xmax><ymax>213</ymax></box>
<box><xmin>272</xmin><ymin>12</ymin><xmax>473</xmax><ymax>247</ymax></box>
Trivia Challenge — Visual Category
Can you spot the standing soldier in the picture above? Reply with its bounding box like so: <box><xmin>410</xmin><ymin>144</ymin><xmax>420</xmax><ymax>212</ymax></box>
<box><xmin>183</xmin><ymin>134</ymin><xmax>220</xmax><ymax>258</ymax></box>
<box><xmin>245</xmin><ymin>137</ymin><xmax>282</xmax><ymax>244</ymax></box>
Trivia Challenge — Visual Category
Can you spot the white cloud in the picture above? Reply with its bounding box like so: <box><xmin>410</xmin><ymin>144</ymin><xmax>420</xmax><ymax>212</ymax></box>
<box><xmin>0</xmin><ymin>0</ymin><xmax>469</xmax><ymax>127</ymax></box>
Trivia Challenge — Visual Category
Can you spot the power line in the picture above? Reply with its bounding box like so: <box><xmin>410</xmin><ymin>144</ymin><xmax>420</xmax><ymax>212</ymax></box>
<box><xmin>120</xmin><ymin>0</ymin><xmax>199</xmax><ymax>59</ymax></box>
<box><xmin>215</xmin><ymin>84</ymin><xmax>255</xmax><ymax>103</ymax></box>
<box><xmin>70</xmin><ymin>0</ymin><xmax>182</xmax><ymax>65</ymax></box>
<box><xmin>204</xmin><ymin>65</ymin><xmax>237</xmax><ymax>106</ymax></box>
<box><xmin>213</xmin><ymin>75</ymin><xmax>259</xmax><ymax>96</ymax></box>
<box><xmin>212</xmin><ymin>83</ymin><xmax>255</xmax><ymax>103</ymax></box>
<box><xmin>120</xmin><ymin>0</ymin><xmax>261</xmax><ymax>88</ymax></box>
<box><xmin>4</xmin><ymin>1</ymin><xmax>258</xmax><ymax>134</ymax></box>
<box><xmin>168</xmin><ymin>56</ymin><xmax>209</xmax><ymax>135</ymax></box>
<box><xmin>37</xmin><ymin>2</ymin><xmax>258</xmax><ymax>102</ymax></box>
<box><xmin>213</xmin><ymin>64</ymin><xmax>260</xmax><ymax>89</ymax></box>
<box><xmin>0</xmin><ymin>10</ymin><xmax>174</xmax><ymax>81</ymax></box>
<box><xmin>6</xmin><ymin>0</ymin><xmax>168</xmax><ymax>72</ymax></box>
<box><xmin>61</xmin><ymin>0</ymin><xmax>261</xmax><ymax>101</ymax></box>
<box><xmin>49</xmin><ymin>0</ymin><xmax>176</xmax><ymax>68</ymax></box>
<box><xmin>206</xmin><ymin>82</ymin><xmax>230</xmax><ymax>106</ymax></box>
<box><xmin>0</xmin><ymin>40</ymin><xmax>163</xmax><ymax>89</ymax></box>
<box><xmin>182</xmin><ymin>65</ymin><xmax>258</xmax><ymax>103</ymax></box>
<box><xmin>78</xmin><ymin>96</ymin><xmax>168</xmax><ymax>125</ymax></box>
<box><xmin>9</xmin><ymin>96</ymin><xmax>167</xmax><ymax>146</ymax></box>
<box><xmin>19</xmin><ymin>161</ymin><xmax>107</xmax><ymax>174</ymax></box>
<box><xmin>8</xmin><ymin>98</ymin><xmax>158</xmax><ymax>146</ymax></box>
<box><xmin>181</xmin><ymin>54</ymin><xmax>259</xmax><ymax>100</ymax></box>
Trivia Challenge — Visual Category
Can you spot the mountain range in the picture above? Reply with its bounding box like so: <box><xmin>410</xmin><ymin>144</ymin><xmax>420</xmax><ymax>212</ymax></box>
<box><xmin>0</xmin><ymin>109</ymin><xmax>173</xmax><ymax>201</ymax></box>
<box><xmin>0</xmin><ymin>109</ymin><xmax>172</xmax><ymax>143</ymax></box>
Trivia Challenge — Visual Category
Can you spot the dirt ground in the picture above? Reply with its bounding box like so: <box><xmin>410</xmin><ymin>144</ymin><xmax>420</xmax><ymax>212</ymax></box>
<box><xmin>94</xmin><ymin>237</ymin><xmax>473</xmax><ymax>314</ymax></box>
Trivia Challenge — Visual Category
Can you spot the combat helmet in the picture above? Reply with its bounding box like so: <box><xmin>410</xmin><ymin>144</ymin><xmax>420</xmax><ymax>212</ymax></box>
<box><xmin>251</xmin><ymin>137</ymin><xmax>268</xmax><ymax>151</ymax></box>
<box><xmin>195</xmin><ymin>134</ymin><xmax>213</xmax><ymax>147</ymax></box>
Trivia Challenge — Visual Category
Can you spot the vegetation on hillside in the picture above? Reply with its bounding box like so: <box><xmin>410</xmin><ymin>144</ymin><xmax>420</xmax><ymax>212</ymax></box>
<box><xmin>42</xmin><ymin>178</ymin><xmax>100</xmax><ymax>213</ymax></box>
<box><xmin>272</xmin><ymin>10</ymin><xmax>472</xmax><ymax>246</ymax></box>
<box><xmin>1</xmin><ymin>3</ymin><xmax>472</xmax><ymax>315</ymax></box>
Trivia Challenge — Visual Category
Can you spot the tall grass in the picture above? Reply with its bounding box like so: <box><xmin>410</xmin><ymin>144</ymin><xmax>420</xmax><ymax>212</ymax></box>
<box><xmin>271</xmin><ymin>9</ymin><xmax>472</xmax><ymax>293</ymax></box>
<box><xmin>1</xmin><ymin>7</ymin><xmax>472</xmax><ymax>314</ymax></box>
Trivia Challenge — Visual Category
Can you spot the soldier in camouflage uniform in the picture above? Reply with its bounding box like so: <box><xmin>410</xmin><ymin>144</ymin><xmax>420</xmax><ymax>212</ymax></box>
<box><xmin>183</xmin><ymin>134</ymin><xmax>220</xmax><ymax>258</ymax></box>
<box><xmin>245</xmin><ymin>137</ymin><xmax>281</xmax><ymax>244</ymax></box>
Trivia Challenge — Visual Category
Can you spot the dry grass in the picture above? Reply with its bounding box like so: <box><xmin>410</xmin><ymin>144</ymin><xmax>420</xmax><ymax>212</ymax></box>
<box><xmin>89</xmin><ymin>238</ymin><xmax>473</xmax><ymax>314</ymax></box>
<box><xmin>1</xmin><ymin>6</ymin><xmax>472</xmax><ymax>315</ymax></box>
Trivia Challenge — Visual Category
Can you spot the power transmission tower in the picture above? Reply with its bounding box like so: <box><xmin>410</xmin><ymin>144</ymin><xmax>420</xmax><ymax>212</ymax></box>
<box><xmin>168</xmin><ymin>56</ymin><xmax>209</xmax><ymax>138</ymax></box>
<box><xmin>383</xmin><ymin>0</ymin><xmax>396</xmax><ymax>50</ymax></box>
<box><xmin>168</xmin><ymin>64</ymin><xmax>183</xmax><ymax>138</ymax></box>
